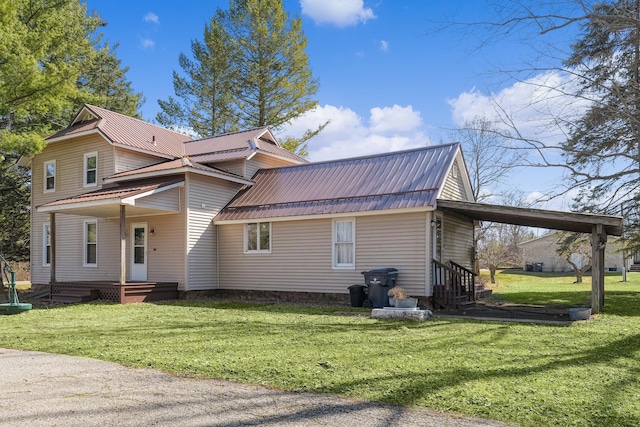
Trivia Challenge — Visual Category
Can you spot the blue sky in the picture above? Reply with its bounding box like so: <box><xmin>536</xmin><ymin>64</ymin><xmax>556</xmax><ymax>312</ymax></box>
<box><xmin>84</xmin><ymin>0</ymin><xmax>580</xmax><ymax>208</ymax></box>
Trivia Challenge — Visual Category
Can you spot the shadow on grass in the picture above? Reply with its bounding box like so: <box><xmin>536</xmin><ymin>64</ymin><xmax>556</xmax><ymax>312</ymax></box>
<box><xmin>489</xmin><ymin>290</ymin><xmax>592</xmax><ymax>306</ymax></box>
<box><xmin>489</xmin><ymin>290</ymin><xmax>640</xmax><ymax>317</ymax></box>
<box><xmin>497</xmin><ymin>269</ymin><xmax>623</xmax><ymax>279</ymax></box>
<box><xmin>497</xmin><ymin>269</ymin><xmax>579</xmax><ymax>278</ymax></box>
<box><xmin>311</xmin><ymin>332</ymin><xmax>640</xmax><ymax>426</ymax></box>
<box><xmin>156</xmin><ymin>300</ymin><xmax>370</xmax><ymax>316</ymax></box>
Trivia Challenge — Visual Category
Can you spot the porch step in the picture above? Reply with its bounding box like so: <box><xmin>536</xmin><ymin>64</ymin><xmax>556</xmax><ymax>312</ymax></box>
<box><xmin>51</xmin><ymin>288</ymin><xmax>99</xmax><ymax>304</ymax></box>
<box><xmin>630</xmin><ymin>264</ymin><xmax>640</xmax><ymax>272</ymax></box>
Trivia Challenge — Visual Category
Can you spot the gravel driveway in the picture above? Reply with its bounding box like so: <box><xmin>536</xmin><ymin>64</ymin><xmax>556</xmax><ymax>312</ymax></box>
<box><xmin>0</xmin><ymin>348</ymin><xmax>512</xmax><ymax>427</ymax></box>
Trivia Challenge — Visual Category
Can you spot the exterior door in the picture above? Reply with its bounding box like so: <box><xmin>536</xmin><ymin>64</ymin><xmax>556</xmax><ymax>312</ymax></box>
<box><xmin>131</xmin><ymin>223</ymin><xmax>147</xmax><ymax>281</ymax></box>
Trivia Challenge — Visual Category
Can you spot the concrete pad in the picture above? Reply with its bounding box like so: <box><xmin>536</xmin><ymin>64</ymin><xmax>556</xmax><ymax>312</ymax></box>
<box><xmin>371</xmin><ymin>308</ymin><xmax>431</xmax><ymax>321</ymax></box>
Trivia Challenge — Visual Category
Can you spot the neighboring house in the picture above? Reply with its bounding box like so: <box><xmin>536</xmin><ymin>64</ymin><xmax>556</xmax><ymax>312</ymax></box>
<box><xmin>28</xmin><ymin>104</ymin><xmax>477</xmax><ymax>307</ymax></box>
<box><xmin>519</xmin><ymin>232</ymin><xmax>626</xmax><ymax>273</ymax></box>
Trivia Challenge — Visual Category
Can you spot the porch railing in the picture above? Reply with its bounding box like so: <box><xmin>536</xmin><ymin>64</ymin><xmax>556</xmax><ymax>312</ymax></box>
<box><xmin>432</xmin><ymin>259</ymin><xmax>475</xmax><ymax>310</ymax></box>
<box><xmin>449</xmin><ymin>260</ymin><xmax>476</xmax><ymax>301</ymax></box>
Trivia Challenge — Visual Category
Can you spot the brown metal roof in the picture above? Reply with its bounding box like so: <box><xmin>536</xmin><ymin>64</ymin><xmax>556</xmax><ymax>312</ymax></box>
<box><xmin>189</xmin><ymin>149</ymin><xmax>252</xmax><ymax>163</ymax></box>
<box><xmin>105</xmin><ymin>157</ymin><xmax>252</xmax><ymax>184</ymax></box>
<box><xmin>215</xmin><ymin>143</ymin><xmax>460</xmax><ymax>221</ymax></box>
<box><xmin>184</xmin><ymin>127</ymin><xmax>307</xmax><ymax>164</ymax></box>
<box><xmin>47</xmin><ymin>105</ymin><xmax>191</xmax><ymax>158</ymax></box>
<box><xmin>38</xmin><ymin>178</ymin><xmax>184</xmax><ymax>209</ymax></box>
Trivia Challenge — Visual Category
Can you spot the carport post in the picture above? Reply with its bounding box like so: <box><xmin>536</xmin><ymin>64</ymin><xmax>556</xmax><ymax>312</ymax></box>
<box><xmin>591</xmin><ymin>223</ymin><xmax>606</xmax><ymax>314</ymax></box>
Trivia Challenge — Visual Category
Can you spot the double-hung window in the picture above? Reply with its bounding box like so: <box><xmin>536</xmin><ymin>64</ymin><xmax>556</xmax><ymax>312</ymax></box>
<box><xmin>43</xmin><ymin>223</ymin><xmax>51</xmax><ymax>266</ymax></box>
<box><xmin>84</xmin><ymin>220</ymin><xmax>97</xmax><ymax>266</ymax></box>
<box><xmin>245</xmin><ymin>222</ymin><xmax>271</xmax><ymax>253</ymax></box>
<box><xmin>333</xmin><ymin>218</ymin><xmax>355</xmax><ymax>269</ymax></box>
<box><xmin>84</xmin><ymin>152</ymin><xmax>97</xmax><ymax>187</ymax></box>
<box><xmin>44</xmin><ymin>160</ymin><xmax>56</xmax><ymax>192</ymax></box>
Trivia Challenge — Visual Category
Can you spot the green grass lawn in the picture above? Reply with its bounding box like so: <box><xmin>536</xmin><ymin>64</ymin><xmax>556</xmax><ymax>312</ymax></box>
<box><xmin>2</xmin><ymin>273</ymin><xmax>640</xmax><ymax>426</ymax></box>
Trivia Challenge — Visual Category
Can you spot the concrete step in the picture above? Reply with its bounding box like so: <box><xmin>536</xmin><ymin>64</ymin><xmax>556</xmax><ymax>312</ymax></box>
<box><xmin>475</xmin><ymin>289</ymin><xmax>493</xmax><ymax>299</ymax></box>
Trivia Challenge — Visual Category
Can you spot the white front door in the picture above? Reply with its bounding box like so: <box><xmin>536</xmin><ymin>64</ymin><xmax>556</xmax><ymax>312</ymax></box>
<box><xmin>131</xmin><ymin>223</ymin><xmax>148</xmax><ymax>281</ymax></box>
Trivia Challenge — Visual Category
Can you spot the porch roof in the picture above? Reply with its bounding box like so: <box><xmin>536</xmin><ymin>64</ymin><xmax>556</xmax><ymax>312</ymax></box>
<box><xmin>36</xmin><ymin>178</ymin><xmax>184</xmax><ymax>218</ymax></box>
<box><xmin>436</xmin><ymin>199</ymin><xmax>624</xmax><ymax>236</ymax></box>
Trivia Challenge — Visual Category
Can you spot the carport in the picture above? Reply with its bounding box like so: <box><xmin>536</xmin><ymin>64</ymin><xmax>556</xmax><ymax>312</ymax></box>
<box><xmin>436</xmin><ymin>199</ymin><xmax>624</xmax><ymax>314</ymax></box>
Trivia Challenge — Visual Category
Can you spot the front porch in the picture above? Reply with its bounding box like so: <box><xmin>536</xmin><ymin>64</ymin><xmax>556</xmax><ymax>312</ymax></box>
<box><xmin>51</xmin><ymin>281</ymin><xmax>179</xmax><ymax>304</ymax></box>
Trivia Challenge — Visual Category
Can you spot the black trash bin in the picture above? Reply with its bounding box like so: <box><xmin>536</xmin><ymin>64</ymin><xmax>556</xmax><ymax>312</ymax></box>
<box><xmin>361</xmin><ymin>268</ymin><xmax>398</xmax><ymax>308</ymax></box>
<box><xmin>348</xmin><ymin>284</ymin><xmax>367</xmax><ymax>307</ymax></box>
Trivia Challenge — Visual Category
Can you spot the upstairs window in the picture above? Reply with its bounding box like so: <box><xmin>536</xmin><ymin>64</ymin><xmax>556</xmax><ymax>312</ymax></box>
<box><xmin>84</xmin><ymin>152</ymin><xmax>97</xmax><ymax>187</ymax></box>
<box><xmin>245</xmin><ymin>222</ymin><xmax>271</xmax><ymax>253</ymax></box>
<box><xmin>333</xmin><ymin>218</ymin><xmax>355</xmax><ymax>269</ymax></box>
<box><xmin>44</xmin><ymin>160</ymin><xmax>56</xmax><ymax>192</ymax></box>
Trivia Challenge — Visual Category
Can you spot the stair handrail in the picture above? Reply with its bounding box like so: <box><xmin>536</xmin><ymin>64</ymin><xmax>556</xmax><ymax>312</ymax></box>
<box><xmin>449</xmin><ymin>261</ymin><xmax>477</xmax><ymax>301</ymax></box>
<box><xmin>432</xmin><ymin>259</ymin><xmax>474</xmax><ymax>309</ymax></box>
<box><xmin>449</xmin><ymin>260</ymin><xmax>476</xmax><ymax>277</ymax></box>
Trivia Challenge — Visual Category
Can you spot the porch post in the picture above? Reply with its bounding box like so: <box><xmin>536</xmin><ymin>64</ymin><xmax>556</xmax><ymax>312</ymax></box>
<box><xmin>120</xmin><ymin>205</ymin><xmax>126</xmax><ymax>286</ymax></box>
<box><xmin>591</xmin><ymin>223</ymin><xmax>606</xmax><ymax>314</ymax></box>
<box><xmin>50</xmin><ymin>212</ymin><xmax>56</xmax><ymax>283</ymax></box>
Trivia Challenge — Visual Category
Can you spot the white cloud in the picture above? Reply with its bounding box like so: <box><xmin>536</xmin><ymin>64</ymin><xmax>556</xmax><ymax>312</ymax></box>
<box><xmin>279</xmin><ymin>104</ymin><xmax>429</xmax><ymax>162</ymax></box>
<box><xmin>447</xmin><ymin>70</ymin><xmax>590</xmax><ymax>144</ymax></box>
<box><xmin>380</xmin><ymin>40</ymin><xmax>389</xmax><ymax>52</ymax></box>
<box><xmin>140</xmin><ymin>38</ymin><xmax>155</xmax><ymax>49</ymax></box>
<box><xmin>144</xmin><ymin>12</ymin><xmax>159</xmax><ymax>24</ymax></box>
<box><xmin>300</xmin><ymin>0</ymin><xmax>375</xmax><ymax>27</ymax></box>
<box><xmin>447</xmin><ymin>70</ymin><xmax>596</xmax><ymax>203</ymax></box>
<box><xmin>370</xmin><ymin>105</ymin><xmax>422</xmax><ymax>133</ymax></box>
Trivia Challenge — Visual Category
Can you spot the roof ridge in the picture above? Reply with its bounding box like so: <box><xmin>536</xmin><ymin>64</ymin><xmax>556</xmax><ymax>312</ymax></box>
<box><xmin>184</xmin><ymin>126</ymin><xmax>270</xmax><ymax>144</ymax></box>
<box><xmin>255</xmin><ymin>142</ymin><xmax>460</xmax><ymax>172</ymax></box>
<box><xmin>83</xmin><ymin>104</ymin><xmax>192</xmax><ymax>139</ymax></box>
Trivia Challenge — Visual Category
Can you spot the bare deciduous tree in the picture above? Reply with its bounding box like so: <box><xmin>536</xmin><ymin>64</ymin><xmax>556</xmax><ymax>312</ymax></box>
<box><xmin>452</xmin><ymin>115</ymin><xmax>520</xmax><ymax>202</ymax></box>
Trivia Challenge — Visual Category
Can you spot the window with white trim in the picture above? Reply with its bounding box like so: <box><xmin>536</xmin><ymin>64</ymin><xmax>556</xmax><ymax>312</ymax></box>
<box><xmin>44</xmin><ymin>160</ymin><xmax>56</xmax><ymax>192</ymax></box>
<box><xmin>84</xmin><ymin>220</ymin><xmax>97</xmax><ymax>266</ymax></box>
<box><xmin>332</xmin><ymin>218</ymin><xmax>355</xmax><ymax>269</ymax></box>
<box><xmin>43</xmin><ymin>223</ymin><xmax>51</xmax><ymax>266</ymax></box>
<box><xmin>84</xmin><ymin>152</ymin><xmax>97</xmax><ymax>187</ymax></box>
<box><xmin>245</xmin><ymin>222</ymin><xmax>271</xmax><ymax>252</ymax></box>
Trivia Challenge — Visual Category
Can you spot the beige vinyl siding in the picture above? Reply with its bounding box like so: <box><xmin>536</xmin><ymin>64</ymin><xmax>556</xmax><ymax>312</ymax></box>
<box><xmin>442</xmin><ymin>212</ymin><xmax>474</xmax><ymax>270</ymax></box>
<box><xmin>31</xmin><ymin>135</ymin><xmax>115</xmax><ymax>283</ymax></box>
<box><xmin>32</xmin><ymin>214</ymin><xmax>119</xmax><ymax>282</ymax></box>
<box><xmin>210</xmin><ymin>160</ymin><xmax>245</xmax><ymax>177</ymax></box>
<box><xmin>132</xmin><ymin>209</ymin><xmax>186</xmax><ymax>286</ymax></box>
<box><xmin>31</xmin><ymin>203</ymin><xmax>187</xmax><ymax>286</ymax></box>
<box><xmin>245</xmin><ymin>154</ymin><xmax>297</xmax><ymax>178</ymax></box>
<box><xmin>135</xmin><ymin>187</ymin><xmax>181</xmax><ymax>211</ymax></box>
<box><xmin>440</xmin><ymin>159</ymin><xmax>468</xmax><ymax>201</ymax></box>
<box><xmin>218</xmin><ymin>211</ymin><xmax>429</xmax><ymax>296</ymax></box>
<box><xmin>33</xmin><ymin>135</ymin><xmax>114</xmax><ymax>204</ymax></box>
<box><xmin>186</xmin><ymin>174</ymin><xmax>243</xmax><ymax>291</ymax></box>
<box><xmin>114</xmin><ymin>147</ymin><xmax>165</xmax><ymax>173</ymax></box>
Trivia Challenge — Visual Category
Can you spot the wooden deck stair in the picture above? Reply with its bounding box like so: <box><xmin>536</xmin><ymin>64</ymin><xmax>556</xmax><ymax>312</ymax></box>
<box><xmin>51</xmin><ymin>288</ymin><xmax>99</xmax><ymax>304</ymax></box>
<box><xmin>432</xmin><ymin>260</ymin><xmax>477</xmax><ymax>310</ymax></box>
<box><xmin>630</xmin><ymin>264</ymin><xmax>640</xmax><ymax>272</ymax></box>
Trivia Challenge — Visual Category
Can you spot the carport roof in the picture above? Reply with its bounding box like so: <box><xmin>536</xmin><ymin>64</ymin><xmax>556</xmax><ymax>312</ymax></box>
<box><xmin>436</xmin><ymin>199</ymin><xmax>623</xmax><ymax>236</ymax></box>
